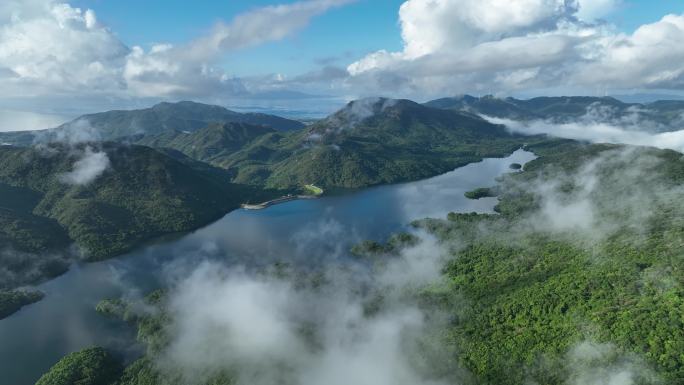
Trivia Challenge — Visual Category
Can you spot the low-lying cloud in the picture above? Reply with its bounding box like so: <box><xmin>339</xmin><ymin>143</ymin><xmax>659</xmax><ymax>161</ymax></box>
<box><xmin>59</xmin><ymin>146</ymin><xmax>110</xmax><ymax>186</ymax></box>
<box><xmin>497</xmin><ymin>146</ymin><xmax>683</xmax><ymax>245</ymax></box>
<box><xmin>157</xmin><ymin>231</ymin><xmax>457</xmax><ymax>385</ymax></box>
<box><xmin>487</xmin><ymin>116</ymin><xmax>684</xmax><ymax>153</ymax></box>
<box><xmin>564</xmin><ymin>341</ymin><xmax>659</xmax><ymax>385</ymax></box>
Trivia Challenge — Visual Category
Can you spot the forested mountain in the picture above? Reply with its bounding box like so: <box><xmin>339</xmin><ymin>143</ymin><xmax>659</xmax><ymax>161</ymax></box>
<box><xmin>0</xmin><ymin>142</ymin><xmax>265</xmax><ymax>260</ymax></box>
<box><xmin>86</xmin><ymin>98</ymin><xmax>535</xmax><ymax>191</ymax></box>
<box><xmin>0</xmin><ymin>142</ymin><xmax>274</xmax><ymax>318</ymax></box>
<box><xmin>425</xmin><ymin>95</ymin><xmax>684</xmax><ymax>131</ymax></box>
<box><xmin>258</xmin><ymin>98</ymin><xmax>530</xmax><ymax>189</ymax></box>
<box><xmin>132</xmin><ymin>122</ymin><xmax>279</xmax><ymax>166</ymax></box>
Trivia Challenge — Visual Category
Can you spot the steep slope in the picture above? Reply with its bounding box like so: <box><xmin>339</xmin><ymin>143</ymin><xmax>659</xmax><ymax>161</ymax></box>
<box><xmin>0</xmin><ymin>143</ymin><xmax>263</xmax><ymax>262</ymax></box>
<box><xmin>426</xmin><ymin>95</ymin><xmax>684</xmax><ymax>131</ymax></box>
<box><xmin>0</xmin><ymin>101</ymin><xmax>305</xmax><ymax>146</ymax></box>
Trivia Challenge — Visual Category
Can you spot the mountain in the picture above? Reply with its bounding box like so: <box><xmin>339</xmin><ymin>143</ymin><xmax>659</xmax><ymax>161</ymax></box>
<box><xmin>256</xmin><ymin>98</ymin><xmax>533</xmax><ymax>189</ymax></box>
<box><xmin>0</xmin><ymin>142</ymin><xmax>267</xmax><ymax>260</ymax></box>
<box><xmin>122</xmin><ymin>98</ymin><xmax>534</xmax><ymax>190</ymax></box>
<box><xmin>0</xmin><ymin>101</ymin><xmax>305</xmax><ymax>146</ymax></box>
<box><xmin>425</xmin><ymin>95</ymin><xmax>684</xmax><ymax>132</ymax></box>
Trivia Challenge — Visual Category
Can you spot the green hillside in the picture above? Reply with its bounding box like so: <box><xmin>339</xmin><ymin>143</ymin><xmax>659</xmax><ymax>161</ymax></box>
<box><xmin>133</xmin><ymin>122</ymin><xmax>278</xmax><ymax>165</ymax></box>
<box><xmin>34</xmin><ymin>347</ymin><xmax>123</xmax><ymax>385</ymax></box>
<box><xmin>0</xmin><ymin>143</ymin><xmax>262</xmax><ymax>260</ymax></box>
<box><xmin>0</xmin><ymin>143</ymin><xmax>275</xmax><ymax>320</ymax></box>
<box><xmin>410</xmin><ymin>140</ymin><xmax>684</xmax><ymax>384</ymax></box>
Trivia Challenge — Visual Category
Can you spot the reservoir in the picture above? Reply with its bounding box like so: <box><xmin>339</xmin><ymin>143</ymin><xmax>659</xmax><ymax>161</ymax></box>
<box><xmin>0</xmin><ymin>149</ymin><xmax>535</xmax><ymax>385</ymax></box>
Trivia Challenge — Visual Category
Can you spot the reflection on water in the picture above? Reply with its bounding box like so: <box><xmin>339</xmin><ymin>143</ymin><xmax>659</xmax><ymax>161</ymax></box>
<box><xmin>0</xmin><ymin>149</ymin><xmax>534</xmax><ymax>385</ymax></box>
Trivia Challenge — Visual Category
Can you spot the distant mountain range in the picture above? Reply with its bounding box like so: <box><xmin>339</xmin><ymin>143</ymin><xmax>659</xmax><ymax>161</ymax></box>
<box><xmin>424</xmin><ymin>95</ymin><xmax>684</xmax><ymax>132</ymax></box>
<box><xmin>0</xmin><ymin>101</ymin><xmax>305</xmax><ymax>146</ymax></box>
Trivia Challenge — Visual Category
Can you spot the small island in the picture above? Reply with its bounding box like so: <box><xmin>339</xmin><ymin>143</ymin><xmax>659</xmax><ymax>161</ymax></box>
<box><xmin>509</xmin><ymin>163</ymin><xmax>523</xmax><ymax>170</ymax></box>
<box><xmin>464</xmin><ymin>187</ymin><xmax>499</xmax><ymax>200</ymax></box>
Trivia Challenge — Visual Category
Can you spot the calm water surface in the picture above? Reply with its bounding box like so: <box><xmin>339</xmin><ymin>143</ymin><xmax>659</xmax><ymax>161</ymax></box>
<box><xmin>0</xmin><ymin>150</ymin><xmax>535</xmax><ymax>385</ymax></box>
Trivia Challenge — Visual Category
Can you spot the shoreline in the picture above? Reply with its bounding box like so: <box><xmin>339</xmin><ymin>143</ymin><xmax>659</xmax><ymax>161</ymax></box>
<box><xmin>241</xmin><ymin>194</ymin><xmax>319</xmax><ymax>210</ymax></box>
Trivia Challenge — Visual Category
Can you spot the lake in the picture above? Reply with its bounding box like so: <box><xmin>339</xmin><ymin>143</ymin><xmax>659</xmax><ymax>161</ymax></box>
<box><xmin>0</xmin><ymin>149</ymin><xmax>535</xmax><ymax>385</ymax></box>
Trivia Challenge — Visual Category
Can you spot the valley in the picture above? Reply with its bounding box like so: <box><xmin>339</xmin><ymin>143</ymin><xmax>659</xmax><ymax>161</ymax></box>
<box><xmin>1</xmin><ymin>96</ymin><xmax>684</xmax><ymax>385</ymax></box>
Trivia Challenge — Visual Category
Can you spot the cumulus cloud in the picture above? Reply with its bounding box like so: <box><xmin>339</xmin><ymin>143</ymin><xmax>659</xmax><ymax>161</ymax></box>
<box><xmin>0</xmin><ymin>0</ymin><xmax>352</xmax><ymax>106</ymax></box>
<box><xmin>59</xmin><ymin>146</ymin><xmax>110</xmax><ymax>185</ymax></box>
<box><xmin>345</xmin><ymin>0</ymin><xmax>684</xmax><ymax>97</ymax></box>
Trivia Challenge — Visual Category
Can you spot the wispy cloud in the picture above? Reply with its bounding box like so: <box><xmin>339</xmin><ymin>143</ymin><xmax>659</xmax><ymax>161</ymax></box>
<box><xmin>487</xmin><ymin>116</ymin><xmax>684</xmax><ymax>153</ymax></box>
<box><xmin>59</xmin><ymin>146</ymin><xmax>110</xmax><ymax>186</ymax></box>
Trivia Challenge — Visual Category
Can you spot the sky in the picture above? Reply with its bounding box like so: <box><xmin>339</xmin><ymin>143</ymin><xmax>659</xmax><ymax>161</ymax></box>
<box><xmin>2</xmin><ymin>0</ymin><xmax>684</xmax><ymax>129</ymax></box>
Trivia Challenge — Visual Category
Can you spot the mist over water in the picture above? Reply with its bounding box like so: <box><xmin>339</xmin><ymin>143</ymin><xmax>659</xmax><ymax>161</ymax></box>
<box><xmin>0</xmin><ymin>150</ymin><xmax>534</xmax><ymax>385</ymax></box>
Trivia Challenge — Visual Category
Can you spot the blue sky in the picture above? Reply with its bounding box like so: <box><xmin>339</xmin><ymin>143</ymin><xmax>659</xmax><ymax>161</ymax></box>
<box><xmin>70</xmin><ymin>0</ymin><xmax>684</xmax><ymax>77</ymax></box>
<box><xmin>71</xmin><ymin>0</ymin><xmax>405</xmax><ymax>76</ymax></box>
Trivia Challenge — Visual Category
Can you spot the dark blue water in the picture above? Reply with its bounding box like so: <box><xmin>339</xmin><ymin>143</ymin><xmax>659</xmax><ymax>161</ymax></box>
<box><xmin>0</xmin><ymin>150</ymin><xmax>535</xmax><ymax>385</ymax></box>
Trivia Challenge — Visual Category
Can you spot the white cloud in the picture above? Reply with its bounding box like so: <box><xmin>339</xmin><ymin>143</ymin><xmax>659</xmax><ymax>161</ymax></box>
<box><xmin>59</xmin><ymin>146</ymin><xmax>110</xmax><ymax>185</ymax></box>
<box><xmin>397</xmin><ymin>0</ymin><xmax>574</xmax><ymax>57</ymax></box>
<box><xmin>346</xmin><ymin>0</ymin><xmax>684</xmax><ymax>97</ymax></box>
<box><xmin>186</xmin><ymin>0</ymin><xmax>356</xmax><ymax>59</ymax></box>
<box><xmin>488</xmin><ymin>115</ymin><xmax>684</xmax><ymax>153</ymax></box>
<box><xmin>574</xmin><ymin>14</ymin><xmax>684</xmax><ymax>89</ymax></box>
<box><xmin>0</xmin><ymin>0</ymin><xmax>353</xmax><ymax>109</ymax></box>
<box><xmin>565</xmin><ymin>340</ymin><xmax>658</xmax><ymax>385</ymax></box>
<box><xmin>159</xmin><ymin>232</ymin><xmax>455</xmax><ymax>385</ymax></box>
<box><xmin>0</xmin><ymin>1</ymin><xmax>127</xmax><ymax>95</ymax></box>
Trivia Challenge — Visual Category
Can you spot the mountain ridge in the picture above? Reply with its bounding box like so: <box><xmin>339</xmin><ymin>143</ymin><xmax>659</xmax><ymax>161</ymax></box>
<box><xmin>0</xmin><ymin>101</ymin><xmax>305</xmax><ymax>146</ymax></box>
<box><xmin>424</xmin><ymin>94</ymin><xmax>684</xmax><ymax>132</ymax></box>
